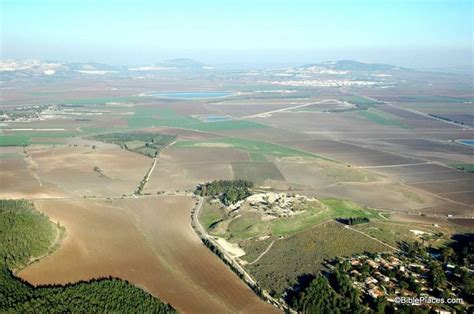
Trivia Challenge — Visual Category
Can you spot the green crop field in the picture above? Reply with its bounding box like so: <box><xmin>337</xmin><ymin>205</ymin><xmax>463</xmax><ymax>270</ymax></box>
<box><xmin>174</xmin><ymin>137</ymin><xmax>331</xmax><ymax>160</ymax></box>
<box><xmin>61</xmin><ymin>96</ymin><xmax>146</xmax><ymax>106</ymax></box>
<box><xmin>128</xmin><ymin>107</ymin><xmax>266</xmax><ymax>131</ymax></box>
<box><xmin>339</xmin><ymin>95</ymin><xmax>381</xmax><ymax>109</ymax></box>
<box><xmin>395</xmin><ymin>95</ymin><xmax>473</xmax><ymax>103</ymax></box>
<box><xmin>249</xmin><ymin>151</ymin><xmax>267</xmax><ymax>161</ymax></box>
<box><xmin>0</xmin><ymin>131</ymin><xmax>79</xmax><ymax>147</ymax></box>
<box><xmin>359</xmin><ymin>108</ymin><xmax>410</xmax><ymax>129</ymax></box>
<box><xmin>450</xmin><ymin>163</ymin><xmax>474</xmax><ymax>173</ymax></box>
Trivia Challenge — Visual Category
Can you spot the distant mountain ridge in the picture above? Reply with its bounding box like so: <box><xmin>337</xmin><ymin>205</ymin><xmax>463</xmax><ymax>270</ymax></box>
<box><xmin>301</xmin><ymin>60</ymin><xmax>408</xmax><ymax>71</ymax></box>
<box><xmin>159</xmin><ymin>58</ymin><xmax>209</xmax><ymax>69</ymax></box>
<box><xmin>0</xmin><ymin>58</ymin><xmax>210</xmax><ymax>79</ymax></box>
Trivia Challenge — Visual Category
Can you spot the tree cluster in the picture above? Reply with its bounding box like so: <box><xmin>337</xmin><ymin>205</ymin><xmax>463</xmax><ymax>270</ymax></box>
<box><xmin>336</xmin><ymin>217</ymin><xmax>370</xmax><ymax>225</ymax></box>
<box><xmin>195</xmin><ymin>180</ymin><xmax>254</xmax><ymax>205</ymax></box>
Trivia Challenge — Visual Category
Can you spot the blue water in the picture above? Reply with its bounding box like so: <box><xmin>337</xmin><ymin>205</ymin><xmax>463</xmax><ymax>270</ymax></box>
<box><xmin>203</xmin><ymin>115</ymin><xmax>234</xmax><ymax>122</ymax></box>
<box><xmin>148</xmin><ymin>91</ymin><xmax>234</xmax><ymax>99</ymax></box>
<box><xmin>459</xmin><ymin>140</ymin><xmax>474</xmax><ymax>147</ymax></box>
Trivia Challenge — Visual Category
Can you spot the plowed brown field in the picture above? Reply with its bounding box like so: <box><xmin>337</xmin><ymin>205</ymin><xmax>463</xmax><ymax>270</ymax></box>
<box><xmin>18</xmin><ymin>196</ymin><xmax>277</xmax><ymax>313</ymax></box>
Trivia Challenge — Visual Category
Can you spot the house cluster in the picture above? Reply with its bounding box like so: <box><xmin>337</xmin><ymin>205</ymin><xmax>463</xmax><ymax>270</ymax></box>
<box><xmin>335</xmin><ymin>252</ymin><xmax>468</xmax><ymax>313</ymax></box>
<box><xmin>0</xmin><ymin>104</ymin><xmax>57</xmax><ymax>122</ymax></box>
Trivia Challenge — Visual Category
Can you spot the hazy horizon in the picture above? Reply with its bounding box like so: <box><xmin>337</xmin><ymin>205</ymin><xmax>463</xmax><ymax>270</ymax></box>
<box><xmin>2</xmin><ymin>0</ymin><xmax>473</xmax><ymax>69</ymax></box>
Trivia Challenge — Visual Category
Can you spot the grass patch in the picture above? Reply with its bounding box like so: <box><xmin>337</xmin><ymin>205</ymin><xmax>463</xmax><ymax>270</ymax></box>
<box><xmin>206</xmin><ymin>197</ymin><xmax>380</xmax><ymax>241</ymax></box>
<box><xmin>245</xmin><ymin>221</ymin><xmax>390</xmax><ymax>296</ymax></box>
<box><xmin>269</xmin><ymin>198</ymin><xmax>379</xmax><ymax>237</ymax></box>
<box><xmin>352</xmin><ymin>221</ymin><xmax>447</xmax><ymax>248</ymax></box>
<box><xmin>227</xmin><ymin>212</ymin><xmax>271</xmax><ymax>239</ymax></box>
<box><xmin>199</xmin><ymin>202</ymin><xmax>226</xmax><ymax>230</ymax></box>
<box><xmin>359</xmin><ymin>108</ymin><xmax>410</xmax><ymax>129</ymax></box>
<box><xmin>231</xmin><ymin>161</ymin><xmax>285</xmax><ymax>185</ymax></box>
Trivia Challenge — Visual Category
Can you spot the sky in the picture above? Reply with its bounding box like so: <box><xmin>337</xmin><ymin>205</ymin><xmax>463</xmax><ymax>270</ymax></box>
<box><xmin>1</xmin><ymin>0</ymin><xmax>473</xmax><ymax>68</ymax></box>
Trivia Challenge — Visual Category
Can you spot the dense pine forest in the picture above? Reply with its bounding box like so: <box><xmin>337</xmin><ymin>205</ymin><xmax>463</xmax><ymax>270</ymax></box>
<box><xmin>0</xmin><ymin>199</ymin><xmax>175</xmax><ymax>313</ymax></box>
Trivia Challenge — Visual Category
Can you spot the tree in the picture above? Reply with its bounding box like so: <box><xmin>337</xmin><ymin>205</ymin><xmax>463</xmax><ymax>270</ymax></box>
<box><xmin>293</xmin><ymin>275</ymin><xmax>341</xmax><ymax>313</ymax></box>
<box><xmin>429</xmin><ymin>262</ymin><xmax>446</xmax><ymax>289</ymax></box>
<box><xmin>441</xmin><ymin>246</ymin><xmax>454</xmax><ymax>264</ymax></box>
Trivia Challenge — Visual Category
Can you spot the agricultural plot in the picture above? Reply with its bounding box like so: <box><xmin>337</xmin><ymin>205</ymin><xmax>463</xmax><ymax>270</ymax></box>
<box><xmin>231</xmin><ymin>161</ymin><xmax>285</xmax><ymax>185</ymax></box>
<box><xmin>128</xmin><ymin>107</ymin><xmax>266</xmax><ymax>132</ymax></box>
<box><xmin>274</xmin><ymin>158</ymin><xmax>380</xmax><ymax>188</ymax></box>
<box><xmin>450</xmin><ymin>163</ymin><xmax>474</xmax><ymax>173</ymax></box>
<box><xmin>144</xmin><ymin>162</ymin><xmax>234</xmax><ymax>192</ymax></box>
<box><xmin>338</xmin><ymin>95</ymin><xmax>381</xmax><ymax>109</ymax></box>
<box><xmin>250</xmin><ymin>110</ymin><xmax>400</xmax><ymax>135</ymax></box>
<box><xmin>380</xmin><ymin>106</ymin><xmax>461</xmax><ymax>129</ymax></box>
<box><xmin>205</xmin><ymin>100</ymin><xmax>310</xmax><ymax>118</ymax></box>
<box><xmin>0</xmin><ymin>130</ymin><xmax>80</xmax><ymax>147</ymax></box>
<box><xmin>19</xmin><ymin>197</ymin><xmax>276</xmax><ymax>313</ymax></box>
<box><xmin>26</xmin><ymin>144</ymin><xmax>151</xmax><ymax>196</ymax></box>
<box><xmin>282</xmin><ymin>139</ymin><xmax>417</xmax><ymax>167</ymax></box>
<box><xmin>0</xmin><ymin>147</ymin><xmax>67</xmax><ymax>199</ymax></box>
<box><xmin>144</xmin><ymin>145</ymin><xmax>253</xmax><ymax>192</ymax></box>
<box><xmin>173</xmin><ymin>137</ymin><xmax>326</xmax><ymax>160</ymax></box>
<box><xmin>380</xmin><ymin>138</ymin><xmax>474</xmax><ymax>164</ymax></box>
<box><xmin>358</xmin><ymin>108</ymin><xmax>411</xmax><ymax>129</ymax></box>
<box><xmin>314</xmin><ymin>181</ymin><xmax>437</xmax><ymax>212</ymax></box>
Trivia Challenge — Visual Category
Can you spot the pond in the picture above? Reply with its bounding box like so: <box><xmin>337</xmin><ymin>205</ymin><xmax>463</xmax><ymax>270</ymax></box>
<box><xmin>458</xmin><ymin>139</ymin><xmax>474</xmax><ymax>147</ymax></box>
<box><xmin>201</xmin><ymin>114</ymin><xmax>234</xmax><ymax>122</ymax></box>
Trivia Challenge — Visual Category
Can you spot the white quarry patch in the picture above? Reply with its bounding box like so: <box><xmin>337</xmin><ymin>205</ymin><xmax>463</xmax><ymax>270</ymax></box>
<box><xmin>410</xmin><ymin>229</ymin><xmax>431</xmax><ymax>236</ymax></box>
<box><xmin>43</xmin><ymin>69</ymin><xmax>56</xmax><ymax>75</ymax></box>
<box><xmin>229</xmin><ymin>192</ymin><xmax>317</xmax><ymax>218</ymax></box>
<box><xmin>214</xmin><ymin>237</ymin><xmax>246</xmax><ymax>257</ymax></box>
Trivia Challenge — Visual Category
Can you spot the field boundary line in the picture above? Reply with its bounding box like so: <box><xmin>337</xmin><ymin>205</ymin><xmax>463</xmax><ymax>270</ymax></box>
<box><xmin>409</xmin><ymin>178</ymin><xmax>474</xmax><ymax>185</ymax></box>
<box><xmin>241</xmin><ymin>99</ymin><xmax>342</xmax><ymax>119</ymax></box>
<box><xmin>358</xmin><ymin>162</ymin><xmax>431</xmax><ymax>169</ymax></box>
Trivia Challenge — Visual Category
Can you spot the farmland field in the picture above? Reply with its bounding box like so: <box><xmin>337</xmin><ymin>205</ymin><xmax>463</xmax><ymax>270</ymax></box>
<box><xmin>18</xmin><ymin>196</ymin><xmax>276</xmax><ymax>313</ymax></box>
<box><xmin>24</xmin><ymin>144</ymin><xmax>151</xmax><ymax>196</ymax></box>
<box><xmin>173</xmin><ymin>137</ymin><xmax>328</xmax><ymax>160</ymax></box>
<box><xmin>231</xmin><ymin>161</ymin><xmax>285</xmax><ymax>185</ymax></box>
